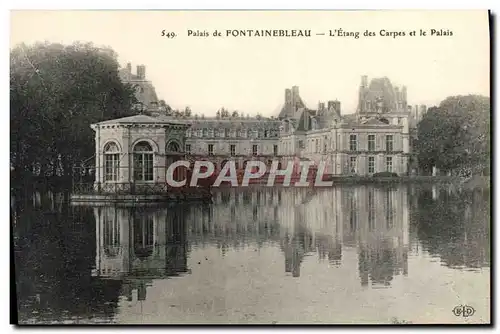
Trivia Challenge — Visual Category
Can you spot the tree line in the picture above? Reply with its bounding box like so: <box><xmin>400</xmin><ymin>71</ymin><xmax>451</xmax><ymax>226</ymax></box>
<box><xmin>415</xmin><ymin>95</ymin><xmax>490</xmax><ymax>177</ymax></box>
<box><xmin>10</xmin><ymin>42</ymin><xmax>139</xmax><ymax>192</ymax></box>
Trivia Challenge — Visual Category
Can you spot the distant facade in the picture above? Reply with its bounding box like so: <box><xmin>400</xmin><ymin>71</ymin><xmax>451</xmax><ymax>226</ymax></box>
<box><xmin>278</xmin><ymin>77</ymin><xmax>425</xmax><ymax>176</ymax></box>
<box><xmin>183</xmin><ymin>115</ymin><xmax>281</xmax><ymax>170</ymax></box>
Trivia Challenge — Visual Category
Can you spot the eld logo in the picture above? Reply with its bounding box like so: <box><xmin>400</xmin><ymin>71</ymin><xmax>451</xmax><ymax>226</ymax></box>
<box><xmin>452</xmin><ymin>305</ymin><xmax>475</xmax><ymax>318</ymax></box>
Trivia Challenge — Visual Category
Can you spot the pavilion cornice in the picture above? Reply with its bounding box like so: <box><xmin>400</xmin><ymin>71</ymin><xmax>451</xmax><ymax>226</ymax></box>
<box><xmin>92</xmin><ymin>123</ymin><xmax>192</xmax><ymax>130</ymax></box>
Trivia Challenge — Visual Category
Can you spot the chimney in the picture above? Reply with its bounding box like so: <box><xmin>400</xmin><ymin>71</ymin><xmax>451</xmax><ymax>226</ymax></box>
<box><xmin>126</xmin><ymin>62</ymin><xmax>132</xmax><ymax>72</ymax></box>
<box><xmin>361</xmin><ymin>75</ymin><xmax>368</xmax><ymax>87</ymax></box>
<box><xmin>401</xmin><ymin>86</ymin><xmax>407</xmax><ymax>102</ymax></box>
<box><xmin>291</xmin><ymin>86</ymin><xmax>299</xmax><ymax>105</ymax></box>
<box><xmin>318</xmin><ymin>102</ymin><xmax>325</xmax><ymax>111</ymax></box>
<box><xmin>285</xmin><ymin>88</ymin><xmax>292</xmax><ymax>105</ymax></box>
<box><xmin>136</xmin><ymin>65</ymin><xmax>146</xmax><ymax>80</ymax></box>
<box><xmin>334</xmin><ymin>101</ymin><xmax>341</xmax><ymax>115</ymax></box>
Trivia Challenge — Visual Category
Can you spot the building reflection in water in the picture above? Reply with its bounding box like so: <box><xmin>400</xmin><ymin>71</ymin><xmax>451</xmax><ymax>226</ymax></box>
<box><xmin>207</xmin><ymin>186</ymin><xmax>410</xmax><ymax>287</ymax></box>
<box><xmin>92</xmin><ymin>184</ymin><xmax>489</xmax><ymax>298</ymax></box>
<box><xmin>93</xmin><ymin>205</ymin><xmax>189</xmax><ymax>303</ymax></box>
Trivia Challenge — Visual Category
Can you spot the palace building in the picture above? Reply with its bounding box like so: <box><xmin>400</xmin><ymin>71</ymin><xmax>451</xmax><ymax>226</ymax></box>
<box><xmin>277</xmin><ymin>77</ymin><xmax>424</xmax><ymax>176</ymax></box>
<box><xmin>87</xmin><ymin>68</ymin><xmax>427</xmax><ymax>192</ymax></box>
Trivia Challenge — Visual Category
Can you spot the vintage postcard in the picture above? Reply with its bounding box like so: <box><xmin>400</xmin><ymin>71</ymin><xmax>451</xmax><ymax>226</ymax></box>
<box><xmin>10</xmin><ymin>10</ymin><xmax>490</xmax><ymax>325</ymax></box>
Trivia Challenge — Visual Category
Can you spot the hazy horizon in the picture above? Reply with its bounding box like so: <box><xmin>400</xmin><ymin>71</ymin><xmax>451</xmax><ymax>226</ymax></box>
<box><xmin>10</xmin><ymin>10</ymin><xmax>490</xmax><ymax>116</ymax></box>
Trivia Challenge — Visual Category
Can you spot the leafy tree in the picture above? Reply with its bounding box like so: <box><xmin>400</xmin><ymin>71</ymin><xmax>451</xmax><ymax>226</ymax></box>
<box><xmin>220</xmin><ymin>107</ymin><xmax>230</xmax><ymax>118</ymax></box>
<box><xmin>10</xmin><ymin>41</ymin><xmax>138</xmax><ymax>190</ymax></box>
<box><xmin>159</xmin><ymin>99</ymin><xmax>172</xmax><ymax>114</ymax></box>
<box><xmin>415</xmin><ymin>95</ymin><xmax>490</xmax><ymax>175</ymax></box>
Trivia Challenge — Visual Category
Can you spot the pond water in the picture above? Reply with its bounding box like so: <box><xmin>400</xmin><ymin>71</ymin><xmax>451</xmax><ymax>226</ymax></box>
<box><xmin>12</xmin><ymin>184</ymin><xmax>490</xmax><ymax>324</ymax></box>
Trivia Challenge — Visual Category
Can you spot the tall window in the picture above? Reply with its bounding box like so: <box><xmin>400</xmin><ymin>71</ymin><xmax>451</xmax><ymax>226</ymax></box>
<box><xmin>185</xmin><ymin>144</ymin><xmax>191</xmax><ymax>154</ymax></box>
<box><xmin>273</xmin><ymin>145</ymin><xmax>278</xmax><ymax>156</ymax></box>
<box><xmin>386</xmin><ymin>135</ymin><xmax>394</xmax><ymax>152</ymax></box>
<box><xmin>104</xmin><ymin>142</ymin><xmax>120</xmax><ymax>181</ymax></box>
<box><xmin>208</xmin><ymin>144</ymin><xmax>214</xmax><ymax>156</ymax></box>
<box><xmin>230</xmin><ymin>144</ymin><xmax>236</xmax><ymax>156</ymax></box>
<box><xmin>368</xmin><ymin>134</ymin><xmax>375</xmax><ymax>151</ymax></box>
<box><xmin>349</xmin><ymin>156</ymin><xmax>357</xmax><ymax>174</ymax></box>
<box><xmin>349</xmin><ymin>134</ymin><xmax>357</xmax><ymax>151</ymax></box>
<box><xmin>202</xmin><ymin>128</ymin><xmax>208</xmax><ymax>137</ymax></box>
<box><xmin>386</xmin><ymin>156</ymin><xmax>393</xmax><ymax>172</ymax></box>
<box><xmin>133</xmin><ymin>141</ymin><xmax>153</xmax><ymax>181</ymax></box>
<box><xmin>224</xmin><ymin>128</ymin><xmax>230</xmax><ymax>138</ymax></box>
<box><xmin>368</xmin><ymin>156</ymin><xmax>375</xmax><ymax>174</ymax></box>
<box><xmin>252</xmin><ymin>145</ymin><xmax>258</xmax><ymax>156</ymax></box>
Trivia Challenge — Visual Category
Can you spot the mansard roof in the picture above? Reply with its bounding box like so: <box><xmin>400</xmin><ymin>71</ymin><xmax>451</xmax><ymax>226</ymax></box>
<box><xmin>96</xmin><ymin>114</ymin><xmax>160</xmax><ymax>125</ymax></box>
<box><xmin>186</xmin><ymin>118</ymin><xmax>280</xmax><ymax>130</ymax></box>
<box><xmin>340</xmin><ymin>114</ymin><xmax>402</xmax><ymax>128</ymax></box>
<box><xmin>295</xmin><ymin>109</ymin><xmax>313</xmax><ymax>132</ymax></box>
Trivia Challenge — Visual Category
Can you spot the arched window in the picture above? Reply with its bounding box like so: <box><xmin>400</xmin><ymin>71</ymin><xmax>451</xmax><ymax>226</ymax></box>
<box><xmin>167</xmin><ymin>141</ymin><xmax>180</xmax><ymax>152</ymax></box>
<box><xmin>133</xmin><ymin>141</ymin><xmax>154</xmax><ymax>181</ymax></box>
<box><xmin>104</xmin><ymin>142</ymin><xmax>120</xmax><ymax>182</ymax></box>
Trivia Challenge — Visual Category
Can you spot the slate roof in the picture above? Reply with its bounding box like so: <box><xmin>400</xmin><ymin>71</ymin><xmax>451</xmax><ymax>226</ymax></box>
<box><xmin>95</xmin><ymin>114</ymin><xmax>187</xmax><ymax>126</ymax></box>
<box><xmin>95</xmin><ymin>114</ymin><xmax>281</xmax><ymax>129</ymax></box>
<box><xmin>340</xmin><ymin>114</ymin><xmax>401</xmax><ymax>127</ymax></box>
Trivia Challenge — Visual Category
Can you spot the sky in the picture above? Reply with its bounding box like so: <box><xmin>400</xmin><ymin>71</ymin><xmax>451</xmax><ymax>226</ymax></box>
<box><xmin>10</xmin><ymin>10</ymin><xmax>490</xmax><ymax>116</ymax></box>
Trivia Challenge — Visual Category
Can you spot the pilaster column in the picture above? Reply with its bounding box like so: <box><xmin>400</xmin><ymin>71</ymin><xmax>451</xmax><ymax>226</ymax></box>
<box><xmin>121</xmin><ymin>126</ymin><xmax>131</xmax><ymax>185</ymax></box>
